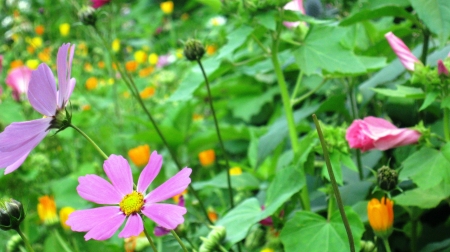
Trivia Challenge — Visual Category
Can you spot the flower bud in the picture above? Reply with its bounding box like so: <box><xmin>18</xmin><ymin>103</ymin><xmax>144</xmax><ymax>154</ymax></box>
<box><xmin>0</xmin><ymin>198</ymin><xmax>25</xmax><ymax>230</ymax></box>
<box><xmin>78</xmin><ymin>6</ymin><xmax>97</xmax><ymax>27</ymax></box>
<box><xmin>377</xmin><ymin>166</ymin><xmax>398</xmax><ymax>191</ymax></box>
<box><xmin>183</xmin><ymin>39</ymin><xmax>205</xmax><ymax>61</ymax></box>
<box><xmin>199</xmin><ymin>226</ymin><xmax>226</xmax><ymax>252</ymax></box>
<box><xmin>438</xmin><ymin>60</ymin><xmax>449</xmax><ymax>76</ymax></box>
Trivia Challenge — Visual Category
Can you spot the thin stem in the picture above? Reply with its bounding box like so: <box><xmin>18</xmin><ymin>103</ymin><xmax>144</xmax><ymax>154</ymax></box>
<box><xmin>251</xmin><ymin>34</ymin><xmax>270</xmax><ymax>54</ymax></box>
<box><xmin>291</xmin><ymin>70</ymin><xmax>304</xmax><ymax>102</ymax></box>
<box><xmin>143</xmin><ymin>226</ymin><xmax>158</xmax><ymax>252</ymax></box>
<box><xmin>421</xmin><ymin>29</ymin><xmax>430</xmax><ymax>65</ymax></box>
<box><xmin>291</xmin><ymin>78</ymin><xmax>327</xmax><ymax>107</ymax></box>
<box><xmin>382</xmin><ymin>238</ymin><xmax>392</xmax><ymax>252</ymax></box>
<box><xmin>170</xmin><ymin>230</ymin><xmax>188</xmax><ymax>252</ymax></box>
<box><xmin>196</xmin><ymin>59</ymin><xmax>235</xmax><ymax>208</ymax></box>
<box><xmin>327</xmin><ymin>190</ymin><xmax>334</xmax><ymax>222</ymax></box>
<box><xmin>52</xmin><ymin>229</ymin><xmax>73</xmax><ymax>252</ymax></box>
<box><xmin>312</xmin><ymin>114</ymin><xmax>355</xmax><ymax>252</ymax></box>
<box><xmin>70</xmin><ymin>124</ymin><xmax>108</xmax><ymax>160</ymax></box>
<box><xmin>218</xmin><ymin>244</ymin><xmax>229</xmax><ymax>252</ymax></box>
<box><xmin>15</xmin><ymin>227</ymin><xmax>34</xmax><ymax>252</ymax></box>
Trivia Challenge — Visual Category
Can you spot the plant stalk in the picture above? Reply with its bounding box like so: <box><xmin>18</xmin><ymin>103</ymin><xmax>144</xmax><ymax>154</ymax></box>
<box><xmin>15</xmin><ymin>227</ymin><xmax>34</xmax><ymax>252</ymax></box>
<box><xmin>170</xmin><ymin>230</ymin><xmax>188</xmax><ymax>252</ymax></box>
<box><xmin>70</xmin><ymin>124</ymin><xmax>109</xmax><ymax>160</ymax></box>
<box><xmin>143</xmin><ymin>226</ymin><xmax>158</xmax><ymax>252</ymax></box>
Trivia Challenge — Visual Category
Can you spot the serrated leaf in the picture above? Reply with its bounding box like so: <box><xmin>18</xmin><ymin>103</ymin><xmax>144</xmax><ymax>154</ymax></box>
<box><xmin>227</xmin><ymin>87</ymin><xmax>279</xmax><ymax>122</ymax></box>
<box><xmin>217</xmin><ymin>26</ymin><xmax>254</xmax><ymax>60</ymax></box>
<box><xmin>410</xmin><ymin>0</ymin><xmax>450</xmax><ymax>46</ymax></box>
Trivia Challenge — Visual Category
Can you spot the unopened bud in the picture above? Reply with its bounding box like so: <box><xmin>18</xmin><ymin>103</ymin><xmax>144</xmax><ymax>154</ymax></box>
<box><xmin>377</xmin><ymin>166</ymin><xmax>398</xmax><ymax>191</ymax></box>
<box><xmin>184</xmin><ymin>39</ymin><xmax>205</xmax><ymax>61</ymax></box>
<box><xmin>438</xmin><ymin>60</ymin><xmax>449</xmax><ymax>76</ymax></box>
<box><xmin>0</xmin><ymin>198</ymin><xmax>25</xmax><ymax>230</ymax></box>
<box><xmin>78</xmin><ymin>6</ymin><xmax>97</xmax><ymax>27</ymax></box>
<box><xmin>199</xmin><ymin>226</ymin><xmax>226</xmax><ymax>252</ymax></box>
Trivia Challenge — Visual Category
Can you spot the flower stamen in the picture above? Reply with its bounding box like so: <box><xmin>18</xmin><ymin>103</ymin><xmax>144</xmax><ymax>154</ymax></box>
<box><xmin>119</xmin><ymin>191</ymin><xmax>144</xmax><ymax>216</ymax></box>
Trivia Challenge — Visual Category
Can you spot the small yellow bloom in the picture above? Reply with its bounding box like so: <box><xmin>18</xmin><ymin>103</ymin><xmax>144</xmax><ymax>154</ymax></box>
<box><xmin>261</xmin><ymin>248</ymin><xmax>275</xmax><ymax>252</ymax></box>
<box><xmin>367</xmin><ymin>197</ymin><xmax>394</xmax><ymax>238</ymax></box>
<box><xmin>128</xmin><ymin>144</ymin><xmax>150</xmax><ymax>167</ymax></box>
<box><xmin>175</xmin><ymin>49</ymin><xmax>184</xmax><ymax>59</ymax></box>
<box><xmin>84</xmin><ymin>62</ymin><xmax>93</xmax><ymax>72</ymax></box>
<box><xmin>112</xmin><ymin>38</ymin><xmax>120</xmax><ymax>52</ymax></box>
<box><xmin>140</xmin><ymin>87</ymin><xmax>155</xmax><ymax>99</ymax></box>
<box><xmin>148</xmin><ymin>53</ymin><xmax>159</xmax><ymax>65</ymax></box>
<box><xmin>37</xmin><ymin>196</ymin><xmax>58</xmax><ymax>225</ymax></box>
<box><xmin>31</xmin><ymin>37</ymin><xmax>43</xmax><ymax>48</ymax></box>
<box><xmin>98</xmin><ymin>61</ymin><xmax>105</xmax><ymax>69</ymax></box>
<box><xmin>26</xmin><ymin>59</ymin><xmax>39</xmax><ymax>69</ymax></box>
<box><xmin>82</xmin><ymin>104</ymin><xmax>91</xmax><ymax>111</ymax></box>
<box><xmin>35</xmin><ymin>25</ymin><xmax>45</xmax><ymax>35</ymax></box>
<box><xmin>160</xmin><ymin>1</ymin><xmax>174</xmax><ymax>14</ymax></box>
<box><xmin>206</xmin><ymin>45</ymin><xmax>217</xmax><ymax>55</ymax></box>
<box><xmin>10</xmin><ymin>60</ymin><xmax>24</xmax><ymax>69</ymax></box>
<box><xmin>108</xmin><ymin>78</ymin><xmax>115</xmax><ymax>85</ymax></box>
<box><xmin>199</xmin><ymin>149</ymin><xmax>215</xmax><ymax>167</ymax></box>
<box><xmin>229</xmin><ymin>167</ymin><xmax>242</xmax><ymax>176</ymax></box>
<box><xmin>59</xmin><ymin>23</ymin><xmax>70</xmax><ymax>37</ymax></box>
<box><xmin>77</xmin><ymin>42</ymin><xmax>88</xmax><ymax>56</ymax></box>
<box><xmin>192</xmin><ymin>113</ymin><xmax>204</xmax><ymax>121</ymax></box>
<box><xmin>85</xmin><ymin>77</ymin><xmax>98</xmax><ymax>90</ymax></box>
<box><xmin>125</xmin><ymin>60</ymin><xmax>138</xmax><ymax>72</ymax></box>
<box><xmin>207</xmin><ymin>208</ymin><xmax>218</xmax><ymax>223</ymax></box>
<box><xmin>134</xmin><ymin>50</ymin><xmax>148</xmax><ymax>64</ymax></box>
<box><xmin>59</xmin><ymin>207</ymin><xmax>75</xmax><ymax>230</ymax></box>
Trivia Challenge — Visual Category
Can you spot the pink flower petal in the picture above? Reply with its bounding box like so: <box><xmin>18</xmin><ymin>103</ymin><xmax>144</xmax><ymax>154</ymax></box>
<box><xmin>385</xmin><ymin>32</ymin><xmax>420</xmax><ymax>71</ymax></box>
<box><xmin>137</xmin><ymin>151</ymin><xmax>163</xmax><ymax>193</ymax></box>
<box><xmin>84</xmin><ymin>211</ymin><xmax>126</xmax><ymax>240</ymax></box>
<box><xmin>66</xmin><ymin>206</ymin><xmax>122</xmax><ymax>231</ymax></box>
<box><xmin>0</xmin><ymin>118</ymin><xmax>52</xmax><ymax>152</ymax></box>
<box><xmin>374</xmin><ymin>129</ymin><xmax>420</xmax><ymax>150</ymax></box>
<box><xmin>77</xmin><ymin>174</ymin><xmax>123</xmax><ymax>204</ymax></box>
<box><xmin>142</xmin><ymin>203</ymin><xmax>186</xmax><ymax>230</ymax></box>
<box><xmin>154</xmin><ymin>226</ymin><xmax>170</xmax><ymax>236</ymax></box>
<box><xmin>438</xmin><ymin>60</ymin><xmax>449</xmax><ymax>76</ymax></box>
<box><xmin>283</xmin><ymin>0</ymin><xmax>305</xmax><ymax>28</ymax></box>
<box><xmin>6</xmin><ymin>66</ymin><xmax>32</xmax><ymax>101</ymax></box>
<box><xmin>118</xmin><ymin>214</ymin><xmax>143</xmax><ymax>238</ymax></box>
<box><xmin>4</xmin><ymin>152</ymin><xmax>29</xmax><ymax>174</ymax></box>
<box><xmin>103</xmin><ymin>155</ymin><xmax>133</xmax><ymax>196</ymax></box>
<box><xmin>57</xmin><ymin>44</ymin><xmax>75</xmax><ymax>108</ymax></box>
<box><xmin>145</xmin><ymin>168</ymin><xmax>192</xmax><ymax>204</ymax></box>
<box><xmin>28</xmin><ymin>63</ymin><xmax>58</xmax><ymax>117</ymax></box>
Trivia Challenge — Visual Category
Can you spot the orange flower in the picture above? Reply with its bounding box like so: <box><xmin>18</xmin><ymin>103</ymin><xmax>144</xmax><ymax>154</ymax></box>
<box><xmin>128</xmin><ymin>144</ymin><xmax>150</xmax><ymax>167</ymax></box>
<box><xmin>85</xmin><ymin>77</ymin><xmax>98</xmax><ymax>90</ymax></box>
<box><xmin>206</xmin><ymin>45</ymin><xmax>217</xmax><ymax>55</ymax></box>
<box><xmin>38</xmin><ymin>48</ymin><xmax>51</xmax><ymax>62</ymax></box>
<box><xmin>35</xmin><ymin>25</ymin><xmax>45</xmax><ymax>35</ymax></box>
<box><xmin>140</xmin><ymin>87</ymin><xmax>155</xmax><ymax>99</ymax></box>
<box><xmin>84</xmin><ymin>62</ymin><xmax>93</xmax><ymax>72</ymax></box>
<box><xmin>172</xmin><ymin>189</ymin><xmax>187</xmax><ymax>203</ymax></box>
<box><xmin>10</xmin><ymin>60</ymin><xmax>24</xmax><ymax>69</ymax></box>
<box><xmin>82</xmin><ymin>104</ymin><xmax>91</xmax><ymax>111</ymax></box>
<box><xmin>198</xmin><ymin>149</ymin><xmax>215</xmax><ymax>167</ymax></box>
<box><xmin>207</xmin><ymin>208</ymin><xmax>218</xmax><ymax>223</ymax></box>
<box><xmin>125</xmin><ymin>60</ymin><xmax>138</xmax><ymax>72</ymax></box>
<box><xmin>139</xmin><ymin>66</ymin><xmax>154</xmax><ymax>77</ymax></box>
<box><xmin>98</xmin><ymin>61</ymin><xmax>105</xmax><ymax>69</ymax></box>
<box><xmin>367</xmin><ymin>197</ymin><xmax>394</xmax><ymax>238</ymax></box>
<box><xmin>193</xmin><ymin>113</ymin><xmax>204</xmax><ymax>121</ymax></box>
<box><xmin>59</xmin><ymin>207</ymin><xmax>75</xmax><ymax>229</ymax></box>
<box><xmin>37</xmin><ymin>196</ymin><xmax>58</xmax><ymax>225</ymax></box>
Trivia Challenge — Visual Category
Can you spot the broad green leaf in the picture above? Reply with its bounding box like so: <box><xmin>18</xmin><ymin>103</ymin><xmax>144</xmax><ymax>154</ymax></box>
<box><xmin>340</xmin><ymin>5</ymin><xmax>419</xmax><ymax>26</ymax></box>
<box><xmin>372</xmin><ymin>86</ymin><xmax>424</xmax><ymax>99</ymax></box>
<box><xmin>280</xmin><ymin>207</ymin><xmax>364</xmax><ymax>252</ymax></box>
<box><xmin>255</xmin><ymin>10</ymin><xmax>277</xmax><ymax>31</ymax></box>
<box><xmin>227</xmin><ymin>87</ymin><xmax>279</xmax><ymax>122</ymax></box>
<box><xmin>188</xmin><ymin>125</ymin><xmax>250</xmax><ymax>154</ymax></box>
<box><xmin>409</xmin><ymin>0</ymin><xmax>450</xmax><ymax>45</ymax></box>
<box><xmin>217</xmin><ymin>26</ymin><xmax>254</xmax><ymax>60</ymax></box>
<box><xmin>341</xmin><ymin>154</ymin><xmax>358</xmax><ymax>172</ymax></box>
<box><xmin>192</xmin><ymin>172</ymin><xmax>260</xmax><ymax>190</ymax></box>
<box><xmin>261</xmin><ymin>165</ymin><xmax>306</xmax><ymax>219</ymax></box>
<box><xmin>133</xmin><ymin>126</ymin><xmax>184</xmax><ymax>146</ymax></box>
<box><xmin>322</xmin><ymin>152</ymin><xmax>343</xmax><ymax>185</ymax></box>
<box><xmin>420</xmin><ymin>91</ymin><xmax>439</xmax><ymax>111</ymax></box>
<box><xmin>216</xmin><ymin>198</ymin><xmax>261</xmax><ymax>245</ymax></box>
<box><xmin>194</xmin><ymin>0</ymin><xmax>221</xmax><ymax>11</ymax></box>
<box><xmin>394</xmin><ymin>181</ymin><xmax>450</xmax><ymax>208</ymax></box>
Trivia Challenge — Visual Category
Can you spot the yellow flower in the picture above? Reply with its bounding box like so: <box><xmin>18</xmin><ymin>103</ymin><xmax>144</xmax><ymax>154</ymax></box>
<box><xmin>175</xmin><ymin>49</ymin><xmax>184</xmax><ymax>59</ymax></box>
<box><xmin>367</xmin><ymin>197</ymin><xmax>394</xmax><ymax>238</ymax></box>
<box><xmin>35</xmin><ymin>25</ymin><xmax>45</xmax><ymax>35</ymax></box>
<box><xmin>112</xmin><ymin>38</ymin><xmax>120</xmax><ymax>52</ymax></box>
<box><xmin>261</xmin><ymin>248</ymin><xmax>275</xmax><ymax>252</ymax></box>
<box><xmin>206</xmin><ymin>45</ymin><xmax>217</xmax><ymax>55</ymax></box>
<box><xmin>59</xmin><ymin>207</ymin><xmax>75</xmax><ymax>230</ymax></box>
<box><xmin>108</xmin><ymin>78</ymin><xmax>115</xmax><ymax>85</ymax></box>
<box><xmin>82</xmin><ymin>104</ymin><xmax>91</xmax><ymax>111</ymax></box>
<box><xmin>193</xmin><ymin>113</ymin><xmax>204</xmax><ymax>121</ymax></box>
<box><xmin>77</xmin><ymin>42</ymin><xmax>88</xmax><ymax>56</ymax></box>
<box><xmin>59</xmin><ymin>23</ymin><xmax>70</xmax><ymax>37</ymax></box>
<box><xmin>199</xmin><ymin>149</ymin><xmax>215</xmax><ymax>167</ymax></box>
<box><xmin>38</xmin><ymin>47</ymin><xmax>51</xmax><ymax>62</ymax></box>
<box><xmin>84</xmin><ymin>62</ymin><xmax>93</xmax><ymax>72</ymax></box>
<box><xmin>134</xmin><ymin>50</ymin><xmax>148</xmax><ymax>64</ymax></box>
<box><xmin>160</xmin><ymin>1</ymin><xmax>174</xmax><ymax>14</ymax></box>
<box><xmin>37</xmin><ymin>196</ymin><xmax>58</xmax><ymax>225</ymax></box>
<box><xmin>229</xmin><ymin>167</ymin><xmax>242</xmax><ymax>176</ymax></box>
<box><xmin>140</xmin><ymin>87</ymin><xmax>155</xmax><ymax>99</ymax></box>
<box><xmin>26</xmin><ymin>59</ymin><xmax>39</xmax><ymax>69</ymax></box>
<box><xmin>148</xmin><ymin>53</ymin><xmax>159</xmax><ymax>65</ymax></box>
<box><xmin>85</xmin><ymin>77</ymin><xmax>98</xmax><ymax>90</ymax></box>
<box><xmin>128</xmin><ymin>144</ymin><xmax>150</xmax><ymax>167</ymax></box>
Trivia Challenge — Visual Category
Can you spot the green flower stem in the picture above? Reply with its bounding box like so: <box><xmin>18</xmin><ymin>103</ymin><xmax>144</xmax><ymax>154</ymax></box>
<box><xmin>70</xmin><ymin>124</ymin><xmax>109</xmax><ymax>160</ymax></box>
<box><xmin>382</xmin><ymin>237</ymin><xmax>392</xmax><ymax>252</ymax></box>
<box><xmin>312</xmin><ymin>114</ymin><xmax>355</xmax><ymax>252</ymax></box>
<box><xmin>196</xmin><ymin>59</ymin><xmax>235</xmax><ymax>208</ymax></box>
<box><xmin>143</xmin><ymin>226</ymin><xmax>158</xmax><ymax>252</ymax></box>
<box><xmin>52</xmin><ymin>229</ymin><xmax>73</xmax><ymax>252</ymax></box>
<box><xmin>14</xmin><ymin>227</ymin><xmax>34</xmax><ymax>252</ymax></box>
<box><xmin>170</xmin><ymin>230</ymin><xmax>188</xmax><ymax>252</ymax></box>
<box><xmin>91</xmin><ymin>26</ymin><xmax>212</xmax><ymax>225</ymax></box>
<box><xmin>291</xmin><ymin>78</ymin><xmax>327</xmax><ymax>107</ymax></box>
<box><xmin>327</xmin><ymin>190</ymin><xmax>335</xmax><ymax>222</ymax></box>
<box><xmin>251</xmin><ymin>34</ymin><xmax>270</xmax><ymax>55</ymax></box>
<box><xmin>420</xmin><ymin>29</ymin><xmax>430</xmax><ymax>65</ymax></box>
<box><xmin>271</xmin><ymin>22</ymin><xmax>310</xmax><ymax>211</ymax></box>
<box><xmin>291</xmin><ymin>70</ymin><xmax>304</xmax><ymax>102</ymax></box>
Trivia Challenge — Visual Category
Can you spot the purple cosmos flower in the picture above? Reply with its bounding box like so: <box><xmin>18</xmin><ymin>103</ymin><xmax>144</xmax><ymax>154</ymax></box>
<box><xmin>66</xmin><ymin>151</ymin><xmax>192</xmax><ymax>240</ymax></box>
<box><xmin>154</xmin><ymin>196</ymin><xmax>185</xmax><ymax>236</ymax></box>
<box><xmin>283</xmin><ymin>0</ymin><xmax>305</xmax><ymax>28</ymax></box>
<box><xmin>5</xmin><ymin>66</ymin><xmax>32</xmax><ymax>101</ymax></box>
<box><xmin>385</xmin><ymin>32</ymin><xmax>420</xmax><ymax>71</ymax></box>
<box><xmin>0</xmin><ymin>43</ymin><xmax>75</xmax><ymax>174</ymax></box>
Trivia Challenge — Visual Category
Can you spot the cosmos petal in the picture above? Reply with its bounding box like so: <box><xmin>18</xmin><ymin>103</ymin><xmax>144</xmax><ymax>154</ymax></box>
<box><xmin>103</xmin><ymin>155</ymin><xmax>133</xmax><ymax>196</ymax></box>
<box><xmin>137</xmin><ymin>151</ymin><xmax>163</xmax><ymax>193</ymax></box>
<box><xmin>77</xmin><ymin>174</ymin><xmax>123</xmax><ymax>204</ymax></box>
<box><xmin>0</xmin><ymin>118</ymin><xmax>52</xmax><ymax>152</ymax></box>
<box><xmin>84</xmin><ymin>212</ymin><xmax>126</xmax><ymax>241</ymax></box>
<box><xmin>142</xmin><ymin>203</ymin><xmax>186</xmax><ymax>230</ymax></box>
<box><xmin>118</xmin><ymin>214</ymin><xmax>144</xmax><ymax>238</ymax></box>
<box><xmin>28</xmin><ymin>63</ymin><xmax>58</xmax><ymax>117</ymax></box>
<box><xmin>145</xmin><ymin>168</ymin><xmax>192</xmax><ymax>204</ymax></box>
<box><xmin>66</xmin><ymin>206</ymin><xmax>122</xmax><ymax>232</ymax></box>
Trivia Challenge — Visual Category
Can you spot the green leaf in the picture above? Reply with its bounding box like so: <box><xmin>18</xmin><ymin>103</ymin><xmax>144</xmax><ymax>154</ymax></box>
<box><xmin>194</xmin><ymin>0</ymin><xmax>221</xmax><ymax>11</ymax></box>
<box><xmin>261</xmin><ymin>165</ymin><xmax>306</xmax><ymax>219</ymax></box>
<box><xmin>372</xmin><ymin>86</ymin><xmax>424</xmax><ymax>99</ymax></box>
<box><xmin>192</xmin><ymin>172</ymin><xmax>260</xmax><ymax>190</ymax></box>
<box><xmin>216</xmin><ymin>198</ymin><xmax>261</xmax><ymax>245</ymax></box>
<box><xmin>322</xmin><ymin>152</ymin><xmax>343</xmax><ymax>185</ymax></box>
<box><xmin>420</xmin><ymin>91</ymin><xmax>439</xmax><ymax>111</ymax></box>
<box><xmin>227</xmin><ymin>87</ymin><xmax>279</xmax><ymax>122</ymax></box>
<box><xmin>441</xmin><ymin>96</ymin><xmax>450</xmax><ymax>109</ymax></box>
<box><xmin>217</xmin><ymin>26</ymin><xmax>254</xmax><ymax>60</ymax></box>
<box><xmin>409</xmin><ymin>0</ymin><xmax>450</xmax><ymax>45</ymax></box>
<box><xmin>280</xmin><ymin>207</ymin><xmax>364</xmax><ymax>252</ymax></box>
<box><xmin>340</xmin><ymin>5</ymin><xmax>419</xmax><ymax>26</ymax></box>
<box><xmin>255</xmin><ymin>10</ymin><xmax>277</xmax><ymax>31</ymax></box>
<box><xmin>394</xmin><ymin>181</ymin><xmax>450</xmax><ymax>208</ymax></box>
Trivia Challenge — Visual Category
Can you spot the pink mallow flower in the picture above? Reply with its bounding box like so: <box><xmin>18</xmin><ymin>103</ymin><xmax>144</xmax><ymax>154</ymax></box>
<box><xmin>283</xmin><ymin>0</ymin><xmax>305</xmax><ymax>28</ymax></box>
<box><xmin>0</xmin><ymin>43</ymin><xmax>75</xmax><ymax>174</ymax></box>
<box><xmin>91</xmin><ymin>0</ymin><xmax>110</xmax><ymax>8</ymax></box>
<box><xmin>385</xmin><ymin>32</ymin><xmax>421</xmax><ymax>71</ymax></box>
<box><xmin>5</xmin><ymin>66</ymin><xmax>32</xmax><ymax>101</ymax></box>
<box><xmin>346</xmin><ymin>116</ymin><xmax>420</xmax><ymax>152</ymax></box>
<box><xmin>66</xmin><ymin>151</ymin><xmax>192</xmax><ymax>241</ymax></box>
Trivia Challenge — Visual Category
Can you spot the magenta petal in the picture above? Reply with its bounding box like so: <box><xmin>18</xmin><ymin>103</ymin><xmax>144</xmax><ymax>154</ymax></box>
<box><xmin>385</xmin><ymin>32</ymin><xmax>420</xmax><ymax>71</ymax></box>
<box><xmin>6</xmin><ymin>66</ymin><xmax>32</xmax><ymax>101</ymax></box>
<box><xmin>154</xmin><ymin>226</ymin><xmax>170</xmax><ymax>236</ymax></box>
<box><xmin>28</xmin><ymin>63</ymin><xmax>58</xmax><ymax>116</ymax></box>
<box><xmin>66</xmin><ymin>206</ymin><xmax>122</xmax><ymax>232</ymax></box>
<box><xmin>57</xmin><ymin>43</ymin><xmax>75</xmax><ymax>108</ymax></box>
<box><xmin>0</xmin><ymin>118</ymin><xmax>52</xmax><ymax>152</ymax></box>
<box><xmin>374</xmin><ymin>129</ymin><xmax>420</xmax><ymax>150</ymax></box>
<box><xmin>118</xmin><ymin>214</ymin><xmax>143</xmax><ymax>238</ymax></box>
<box><xmin>77</xmin><ymin>174</ymin><xmax>123</xmax><ymax>204</ymax></box>
<box><xmin>142</xmin><ymin>203</ymin><xmax>186</xmax><ymax>230</ymax></box>
<box><xmin>103</xmin><ymin>155</ymin><xmax>133</xmax><ymax>196</ymax></box>
<box><xmin>145</xmin><ymin>168</ymin><xmax>192</xmax><ymax>204</ymax></box>
<box><xmin>4</xmin><ymin>152</ymin><xmax>29</xmax><ymax>174</ymax></box>
<box><xmin>84</xmin><ymin>211</ymin><xmax>126</xmax><ymax>241</ymax></box>
<box><xmin>438</xmin><ymin>60</ymin><xmax>449</xmax><ymax>76</ymax></box>
<box><xmin>137</xmin><ymin>151</ymin><xmax>163</xmax><ymax>193</ymax></box>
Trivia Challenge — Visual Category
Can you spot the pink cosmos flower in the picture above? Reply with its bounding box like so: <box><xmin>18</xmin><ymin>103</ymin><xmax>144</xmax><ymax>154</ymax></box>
<box><xmin>385</xmin><ymin>32</ymin><xmax>420</xmax><ymax>71</ymax></box>
<box><xmin>438</xmin><ymin>60</ymin><xmax>449</xmax><ymax>76</ymax></box>
<box><xmin>283</xmin><ymin>0</ymin><xmax>306</xmax><ymax>28</ymax></box>
<box><xmin>91</xmin><ymin>0</ymin><xmax>110</xmax><ymax>8</ymax></box>
<box><xmin>345</xmin><ymin>116</ymin><xmax>420</xmax><ymax>152</ymax></box>
<box><xmin>0</xmin><ymin>43</ymin><xmax>75</xmax><ymax>174</ymax></box>
<box><xmin>66</xmin><ymin>151</ymin><xmax>192</xmax><ymax>240</ymax></box>
<box><xmin>154</xmin><ymin>196</ymin><xmax>185</xmax><ymax>236</ymax></box>
<box><xmin>5</xmin><ymin>66</ymin><xmax>32</xmax><ymax>101</ymax></box>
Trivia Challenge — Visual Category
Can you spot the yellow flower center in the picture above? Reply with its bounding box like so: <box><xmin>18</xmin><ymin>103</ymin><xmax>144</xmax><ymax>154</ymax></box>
<box><xmin>119</xmin><ymin>191</ymin><xmax>144</xmax><ymax>216</ymax></box>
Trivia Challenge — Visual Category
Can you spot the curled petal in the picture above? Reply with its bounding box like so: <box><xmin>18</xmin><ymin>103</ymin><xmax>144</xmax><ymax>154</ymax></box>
<box><xmin>28</xmin><ymin>63</ymin><xmax>58</xmax><ymax>117</ymax></box>
<box><xmin>385</xmin><ymin>32</ymin><xmax>420</xmax><ymax>71</ymax></box>
<box><xmin>118</xmin><ymin>214</ymin><xmax>143</xmax><ymax>238</ymax></box>
<box><xmin>142</xmin><ymin>203</ymin><xmax>186</xmax><ymax>230</ymax></box>
<box><xmin>57</xmin><ymin>43</ymin><xmax>75</xmax><ymax>108</ymax></box>
<box><xmin>77</xmin><ymin>174</ymin><xmax>122</xmax><ymax>204</ymax></box>
<box><xmin>137</xmin><ymin>151</ymin><xmax>163</xmax><ymax>193</ymax></box>
<box><xmin>145</xmin><ymin>168</ymin><xmax>192</xmax><ymax>204</ymax></box>
<box><xmin>103</xmin><ymin>155</ymin><xmax>133</xmax><ymax>196</ymax></box>
<box><xmin>66</xmin><ymin>206</ymin><xmax>122</xmax><ymax>232</ymax></box>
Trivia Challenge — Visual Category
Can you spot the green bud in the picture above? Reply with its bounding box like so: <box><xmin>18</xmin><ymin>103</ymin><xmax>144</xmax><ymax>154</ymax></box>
<box><xmin>6</xmin><ymin>234</ymin><xmax>23</xmax><ymax>252</ymax></box>
<box><xmin>360</xmin><ymin>240</ymin><xmax>377</xmax><ymax>252</ymax></box>
<box><xmin>183</xmin><ymin>39</ymin><xmax>205</xmax><ymax>61</ymax></box>
<box><xmin>0</xmin><ymin>198</ymin><xmax>25</xmax><ymax>231</ymax></box>
<box><xmin>78</xmin><ymin>6</ymin><xmax>97</xmax><ymax>27</ymax></box>
<box><xmin>377</xmin><ymin>166</ymin><xmax>398</xmax><ymax>191</ymax></box>
<box><xmin>49</xmin><ymin>107</ymin><xmax>72</xmax><ymax>133</ymax></box>
<box><xmin>199</xmin><ymin>226</ymin><xmax>226</xmax><ymax>252</ymax></box>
